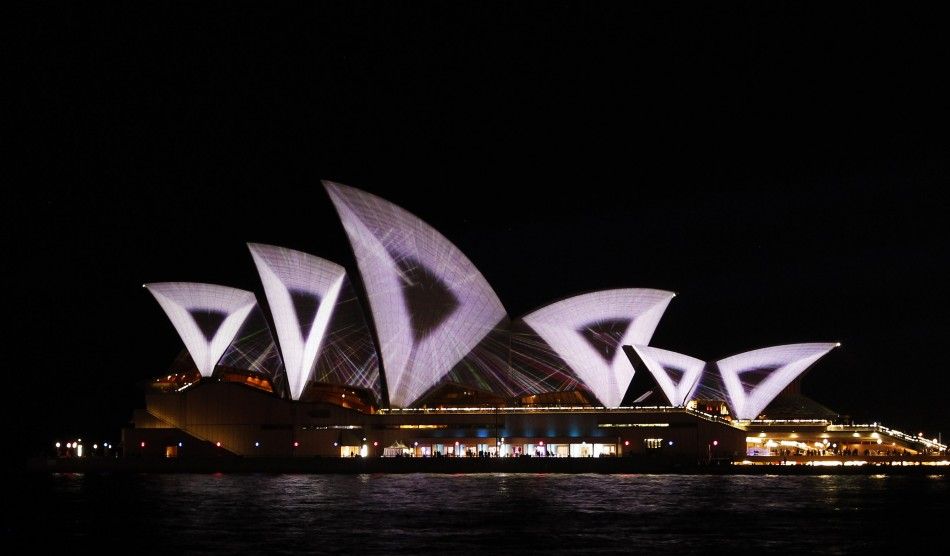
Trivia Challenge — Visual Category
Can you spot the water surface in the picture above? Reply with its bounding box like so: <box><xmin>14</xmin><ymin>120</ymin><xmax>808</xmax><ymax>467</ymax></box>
<box><xmin>9</xmin><ymin>473</ymin><xmax>946</xmax><ymax>553</ymax></box>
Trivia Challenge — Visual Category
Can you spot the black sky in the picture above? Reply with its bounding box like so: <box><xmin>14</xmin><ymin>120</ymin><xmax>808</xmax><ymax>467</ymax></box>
<box><xmin>10</xmin><ymin>2</ymin><xmax>949</xmax><ymax>452</ymax></box>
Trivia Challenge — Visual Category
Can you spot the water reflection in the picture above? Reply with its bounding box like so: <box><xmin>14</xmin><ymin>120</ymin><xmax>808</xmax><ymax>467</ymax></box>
<box><xmin>13</xmin><ymin>473</ymin><xmax>947</xmax><ymax>553</ymax></box>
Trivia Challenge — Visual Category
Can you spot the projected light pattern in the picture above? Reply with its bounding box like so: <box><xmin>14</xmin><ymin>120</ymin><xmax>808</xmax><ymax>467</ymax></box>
<box><xmin>220</xmin><ymin>305</ymin><xmax>288</xmax><ymax>397</ymax></box>
<box><xmin>412</xmin><ymin>320</ymin><xmax>592</xmax><ymax>403</ymax></box>
<box><xmin>622</xmin><ymin>342</ymin><xmax>838</xmax><ymax>418</ymax></box>
<box><xmin>426</xmin><ymin>324</ymin><xmax>513</xmax><ymax>397</ymax></box>
<box><xmin>507</xmin><ymin>321</ymin><xmax>587</xmax><ymax>395</ymax></box>
<box><xmin>717</xmin><ymin>343</ymin><xmax>839</xmax><ymax>420</ymax></box>
<box><xmin>308</xmin><ymin>279</ymin><xmax>381</xmax><ymax>403</ymax></box>
<box><xmin>325</xmin><ymin>181</ymin><xmax>508</xmax><ymax>407</ymax></box>
<box><xmin>522</xmin><ymin>289</ymin><xmax>675</xmax><ymax>407</ymax></box>
<box><xmin>627</xmin><ymin>345</ymin><xmax>706</xmax><ymax>406</ymax></box>
<box><xmin>248</xmin><ymin>243</ymin><xmax>351</xmax><ymax>400</ymax></box>
<box><xmin>142</xmin><ymin>182</ymin><xmax>841</xmax><ymax>414</ymax></box>
<box><xmin>145</xmin><ymin>282</ymin><xmax>258</xmax><ymax>377</ymax></box>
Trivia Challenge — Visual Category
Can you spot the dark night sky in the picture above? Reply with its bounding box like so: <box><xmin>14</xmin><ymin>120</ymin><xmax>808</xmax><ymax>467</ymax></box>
<box><xmin>10</xmin><ymin>2</ymin><xmax>949</xmax><ymax>452</ymax></box>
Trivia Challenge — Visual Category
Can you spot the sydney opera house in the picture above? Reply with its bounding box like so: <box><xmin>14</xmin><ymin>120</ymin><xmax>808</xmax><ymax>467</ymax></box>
<box><xmin>123</xmin><ymin>182</ymin><xmax>946</xmax><ymax>463</ymax></box>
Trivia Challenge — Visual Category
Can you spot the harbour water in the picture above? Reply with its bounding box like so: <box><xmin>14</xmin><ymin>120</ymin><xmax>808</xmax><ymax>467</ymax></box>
<box><xmin>9</xmin><ymin>473</ymin><xmax>946</xmax><ymax>553</ymax></box>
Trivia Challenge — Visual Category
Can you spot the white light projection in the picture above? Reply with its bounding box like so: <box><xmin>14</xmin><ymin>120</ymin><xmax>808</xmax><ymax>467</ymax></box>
<box><xmin>324</xmin><ymin>181</ymin><xmax>508</xmax><ymax>408</ymax></box>
<box><xmin>717</xmin><ymin>343</ymin><xmax>839</xmax><ymax>420</ymax></box>
<box><xmin>248</xmin><ymin>243</ymin><xmax>346</xmax><ymax>401</ymax></box>
<box><xmin>521</xmin><ymin>289</ymin><xmax>675</xmax><ymax>407</ymax></box>
<box><xmin>626</xmin><ymin>345</ymin><xmax>706</xmax><ymax>406</ymax></box>
<box><xmin>144</xmin><ymin>283</ymin><xmax>258</xmax><ymax>377</ymax></box>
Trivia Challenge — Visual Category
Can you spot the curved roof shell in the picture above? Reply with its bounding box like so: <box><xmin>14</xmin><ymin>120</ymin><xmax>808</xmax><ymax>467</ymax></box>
<box><xmin>325</xmin><ymin>181</ymin><xmax>508</xmax><ymax>407</ymax></box>
<box><xmin>145</xmin><ymin>282</ymin><xmax>258</xmax><ymax>377</ymax></box>
<box><xmin>521</xmin><ymin>289</ymin><xmax>674</xmax><ymax>407</ymax></box>
<box><xmin>249</xmin><ymin>243</ymin><xmax>380</xmax><ymax>401</ymax></box>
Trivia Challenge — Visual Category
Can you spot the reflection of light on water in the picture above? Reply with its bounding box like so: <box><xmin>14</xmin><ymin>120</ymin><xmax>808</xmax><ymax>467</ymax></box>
<box><xmin>28</xmin><ymin>473</ymin><xmax>950</xmax><ymax>552</ymax></box>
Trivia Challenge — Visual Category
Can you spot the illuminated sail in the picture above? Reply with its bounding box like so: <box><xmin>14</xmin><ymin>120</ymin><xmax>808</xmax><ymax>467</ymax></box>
<box><xmin>522</xmin><ymin>289</ymin><xmax>675</xmax><ymax>407</ymax></box>
<box><xmin>623</xmin><ymin>342</ymin><xmax>838</xmax><ymax>418</ymax></box>
<box><xmin>325</xmin><ymin>181</ymin><xmax>508</xmax><ymax>407</ymax></box>
<box><xmin>145</xmin><ymin>282</ymin><xmax>257</xmax><ymax>377</ymax></box>
<box><xmin>248</xmin><ymin>243</ymin><xmax>348</xmax><ymax>400</ymax></box>
<box><xmin>717</xmin><ymin>343</ymin><xmax>839</xmax><ymax>420</ymax></box>
<box><xmin>625</xmin><ymin>345</ymin><xmax>706</xmax><ymax>406</ymax></box>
